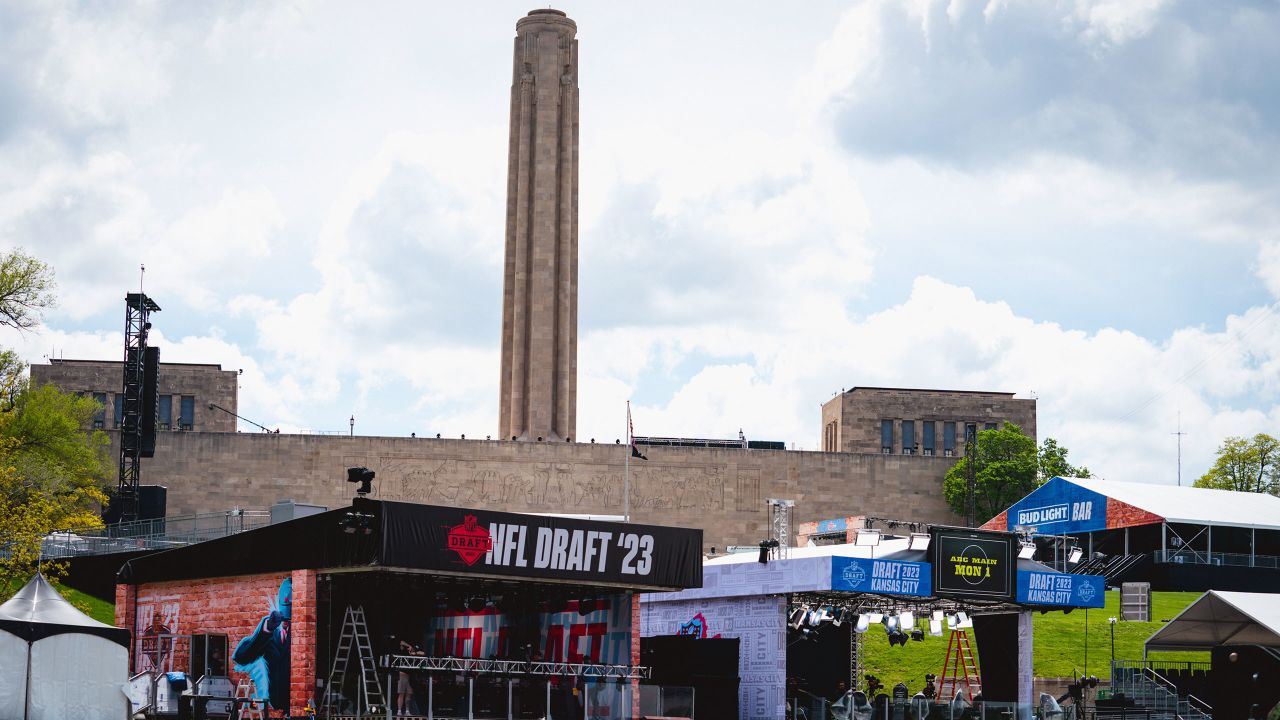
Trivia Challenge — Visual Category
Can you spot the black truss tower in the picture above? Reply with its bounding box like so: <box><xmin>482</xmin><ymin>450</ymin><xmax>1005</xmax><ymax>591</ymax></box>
<box><xmin>118</xmin><ymin>292</ymin><xmax>160</xmax><ymax>523</ymax></box>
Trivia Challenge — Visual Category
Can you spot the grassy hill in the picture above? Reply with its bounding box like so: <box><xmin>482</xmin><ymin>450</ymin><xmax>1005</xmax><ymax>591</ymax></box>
<box><xmin>861</xmin><ymin>591</ymin><xmax>1207</xmax><ymax>689</ymax></box>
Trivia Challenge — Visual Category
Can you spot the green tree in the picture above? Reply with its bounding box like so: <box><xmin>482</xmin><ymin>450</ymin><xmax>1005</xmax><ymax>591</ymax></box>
<box><xmin>0</xmin><ymin>251</ymin><xmax>111</xmax><ymax>597</ymax></box>
<box><xmin>943</xmin><ymin>423</ymin><xmax>1092</xmax><ymax>523</ymax></box>
<box><xmin>1038</xmin><ymin>437</ymin><xmax>1091</xmax><ymax>480</ymax></box>
<box><xmin>0</xmin><ymin>248</ymin><xmax>56</xmax><ymax>330</ymax></box>
<box><xmin>1194</xmin><ymin>433</ymin><xmax>1279</xmax><ymax>495</ymax></box>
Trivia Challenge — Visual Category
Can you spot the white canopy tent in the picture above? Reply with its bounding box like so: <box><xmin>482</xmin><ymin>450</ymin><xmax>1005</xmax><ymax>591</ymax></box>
<box><xmin>1145</xmin><ymin>590</ymin><xmax>1280</xmax><ymax>652</ymax></box>
<box><xmin>0</xmin><ymin>574</ymin><xmax>131</xmax><ymax>720</ymax></box>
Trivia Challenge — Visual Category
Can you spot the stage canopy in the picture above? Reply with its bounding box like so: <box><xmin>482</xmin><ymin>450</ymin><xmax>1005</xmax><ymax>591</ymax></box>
<box><xmin>119</xmin><ymin>497</ymin><xmax>703</xmax><ymax>592</ymax></box>
<box><xmin>1145</xmin><ymin>591</ymin><xmax>1280</xmax><ymax>652</ymax></box>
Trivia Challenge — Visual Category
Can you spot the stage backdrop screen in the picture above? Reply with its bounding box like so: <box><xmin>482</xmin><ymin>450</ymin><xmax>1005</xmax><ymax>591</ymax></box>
<box><xmin>931</xmin><ymin>528</ymin><xmax>1014</xmax><ymax>601</ymax></box>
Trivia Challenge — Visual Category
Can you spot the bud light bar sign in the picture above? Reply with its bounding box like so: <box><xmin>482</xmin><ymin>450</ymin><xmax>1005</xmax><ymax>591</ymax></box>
<box><xmin>1006</xmin><ymin>477</ymin><xmax>1107</xmax><ymax>534</ymax></box>
<box><xmin>1017</xmin><ymin>570</ymin><xmax>1104</xmax><ymax>608</ymax></box>
<box><xmin>831</xmin><ymin>556</ymin><xmax>931</xmax><ymax>597</ymax></box>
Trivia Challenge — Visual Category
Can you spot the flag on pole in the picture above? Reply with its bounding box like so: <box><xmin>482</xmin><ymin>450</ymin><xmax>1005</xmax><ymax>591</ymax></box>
<box><xmin>627</xmin><ymin>402</ymin><xmax>647</xmax><ymax>460</ymax></box>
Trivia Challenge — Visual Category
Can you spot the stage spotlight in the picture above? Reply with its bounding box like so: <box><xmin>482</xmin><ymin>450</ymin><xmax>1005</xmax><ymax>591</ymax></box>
<box><xmin>831</xmin><ymin>607</ymin><xmax>847</xmax><ymax>626</ymax></box>
<box><xmin>885</xmin><ymin>615</ymin><xmax>898</xmax><ymax>632</ymax></box>
<box><xmin>346</xmin><ymin>466</ymin><xmax>376</xmax><ymax>495</ymax></box>
<box><xmin>854</xmin><ymin>529</ymin><xmax>882</xmax><ymax>547</ymax></box>
<box><xmin>1018</xmin><ymin>542</ymin><xmax>1037</xmax><ymax>560</ymax></box>
<box><xmin>946</xmin><ymin>613</ymin><xmax>958</xmax><ymax>630</ymax></box>
<box><xmin>929</xmin><ymin>618</ymin><xmax>943</xmax><ymax>636</ymax></box>
<box><xmin>867</xmin><ymin>612</ymin><xmax>884</xmax><ymax>625</ymax></box>
<box><xmin>1068</xmin><ymin>546</ymin><xmax>1083</xmax><ymax>564</ymax></box>
<box><xmin>899</xmin><ymin>611</ymin><xmax>914</xmax><ymax>630</ymax></box>
<box><xmin>957</xmin><ymin>611</ymin><xmax>972</xmax><ymax>629</ymax></box>
<box><xmin>579</xmin><ymin>597</ymin><xmax>597</xmax><ymax>615</ymax></box>
<box><xmin>908</xmin><ymin>533</ymin><xmax>931</xmax><ymax>551</ymax></box>
<box><xmin>932</xmin><ymin>610</ymin><xmax>944</xmax><ymax>622</ymax></box>
<box><xmin>789</xmin><ymin>605</ymin><xmax>808</xmax><ymax>629</ymax></box>
<box><xmin>911</xmin><ymin>629</ymin><xmax>925</xmax><ymax>642</ymax></box>
<box><xmin>451</xmin><ymin>596</ymin><xmax>467</xmax><ymax>613</ymax></box>
<box><xmin>854</xmin><ymin>614</ymin><xmax>870</xmax><ymax>634</ymax></box>
<box><xmin>889</xmin><ymin>630</ymin><xmax>908</xmax><ymax>647</ymax></box>
<box><xmin>468</xmin><ymin>596</ymin><xmax>487</xmax><ymax>613</ymax></box>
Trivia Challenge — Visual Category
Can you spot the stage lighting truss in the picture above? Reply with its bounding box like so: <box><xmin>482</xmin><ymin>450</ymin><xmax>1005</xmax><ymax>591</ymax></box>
<box><xmin>384</xmin><ymin>655</ymin><xmax>651</xmax><ymax>680</ymax></box>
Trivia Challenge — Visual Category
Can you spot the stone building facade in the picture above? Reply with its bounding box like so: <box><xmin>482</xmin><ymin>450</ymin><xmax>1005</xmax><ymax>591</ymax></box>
<box><xmin>820</xmin><ymin>387</ymin><xmax>1037</xmax><ymax>456</ymax></box>
<box><xmin>31</xmin><ymin>358</ymin><xmax>239</xmax><ymax>433</ymax></box>
<box><xmin>122</xmin><ymin>431</ymin><xmax>961</xmax><ymax>553</ymax></box>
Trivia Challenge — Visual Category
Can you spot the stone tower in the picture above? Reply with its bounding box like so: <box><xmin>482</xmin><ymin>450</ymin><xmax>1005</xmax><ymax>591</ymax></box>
<box><xmin>499</xmin><ymin>9</ymin><xmax>579</xmax><ymax>442</ymax></box>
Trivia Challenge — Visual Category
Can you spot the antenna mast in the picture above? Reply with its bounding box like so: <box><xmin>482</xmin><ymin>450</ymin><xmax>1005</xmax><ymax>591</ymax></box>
<box><xmin>1172</xmin><ymin>411</ymin><xmax>1187</xmax><ymax>486</ymax></box>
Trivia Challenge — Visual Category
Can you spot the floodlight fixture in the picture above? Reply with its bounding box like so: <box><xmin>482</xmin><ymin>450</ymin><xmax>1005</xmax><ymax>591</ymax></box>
<box><xmin>929</xmin><ymin>618</ymin><xmax>944</xmax><ymax>636</ymax></box>
<box><xmin>957</xmin><ymin>611</ymin><xmax>972</xmax><ymax>629</ymax></box>
<box><xmin>854</xmin><ymin>614</ymin><xmax>870</xmax><ymax>634</ymax></box>
<box><xmin>932</xmin><ymin>610</ymin><xmax>944</xmax><ymax>622</ymax></box>
<box><xmin>1018</xmin><ymin>542</ymin><xmax>1037</xmax><ymax>560</ymax></box>
<box><xmin>911</xmin><ymin>629</ymin><xmax>925</xmax><ymax>642</ymax></box>
<box><xmin>867</xmin><ymin>612</ymin><xmax>884</xmax><ymax>624</ymax></box>
<box><xmin>854</xmin><ymin>529</ymin><xmax>882</xmax><ymax>547</ymax></box>
<box><xmin>899</xmin><ymin>611</ymin><xmax>914</xmax><ymax>630</ymax></box>
<box><xmin>1068</xmin><ymin>546</ymin><xmax>1084</xmax><ymax>564</ymax></box>
<box><xmin>831</xmin><ymin>607</ymin><xmax>847</xmax><ymax>626</ymax></box>
<box><xmin>946</xmin><ymin>613</ymin><xmax>958</xmax><ymax>630</ymax></box>
<box><xmin>908</xmin><ymin>533</ymin><xmax>931</xmax><ymax>551</ymax></box>
<box><xmin>885</xmin><ymin>615</ymin><xmax>898</xmax><ymax>632</ymax></box>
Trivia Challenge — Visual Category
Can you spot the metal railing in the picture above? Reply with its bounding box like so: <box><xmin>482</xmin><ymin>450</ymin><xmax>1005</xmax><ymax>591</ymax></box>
<box><xmin>1110</xmin><ymin>662</ymin><xmax>1211</xmax><ymax>720</ymax></box>
<box><xmin>1153</xmin><ymin>550</ymin><xmax>1280</xmax><ymax>569</ymax></box>
<box><xmin>40</xmin><ymin>509</ymin><xmax>271</xmax><ymax>557</ymax></box>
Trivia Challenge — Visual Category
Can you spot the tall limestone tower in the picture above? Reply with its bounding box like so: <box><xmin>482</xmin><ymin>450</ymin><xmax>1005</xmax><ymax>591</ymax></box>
<box><xmin>500</xmin><ymin>9</ymin><xmax>579</xmax><ymax>442</ymax></box>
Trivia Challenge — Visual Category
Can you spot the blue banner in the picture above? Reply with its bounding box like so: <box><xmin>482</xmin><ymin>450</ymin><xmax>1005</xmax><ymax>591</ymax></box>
<box><xmin>831</xmin><ymin>556</ymin><xmax>932</xmax><ymax>597</ymax></box>
<box><xmin>1016</xmin><ymin>570</ymin><xmax>1105</xmax><ymax>608</ymax></box>
<box><xmin>1006</xmin><ymin>477</ymin><xmax>1108</xmax><ymax>534</ymax></box>
<box><xmin>815</xmin><ymin>518</ymin><xmax>848</xmax><ymax>534</ymax></box>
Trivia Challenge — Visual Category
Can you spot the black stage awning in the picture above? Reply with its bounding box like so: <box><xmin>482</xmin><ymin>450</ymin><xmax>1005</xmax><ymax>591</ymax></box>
<box><xmin>119</xmin><ymin>498</ymin><xmax>703</xmax><ymax>592</ymax></box>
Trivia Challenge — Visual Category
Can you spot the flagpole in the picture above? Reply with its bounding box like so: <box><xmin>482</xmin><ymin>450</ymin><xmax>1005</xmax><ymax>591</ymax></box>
<box><xmin>624</xmin><ymin>400</ymin><xmax>631</xmax><ymax>522</ymax></box>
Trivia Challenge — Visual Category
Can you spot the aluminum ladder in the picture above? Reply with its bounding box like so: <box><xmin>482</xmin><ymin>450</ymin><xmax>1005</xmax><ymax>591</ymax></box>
<box><xmin>323</xmin><ymin>605</ymin><xmax>385</xmax><ymax>716</ymax></box>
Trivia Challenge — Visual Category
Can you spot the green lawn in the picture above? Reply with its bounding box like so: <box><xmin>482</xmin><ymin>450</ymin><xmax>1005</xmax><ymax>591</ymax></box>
<box><xmin>862</xmin><ymin>591</ymin><xmax>1208</xmax><ymax>689</ymax></box>
<box><xmin>56</xmin><ymin>583</ymin><xmax>118</xmax><ymax>625</ymax></box>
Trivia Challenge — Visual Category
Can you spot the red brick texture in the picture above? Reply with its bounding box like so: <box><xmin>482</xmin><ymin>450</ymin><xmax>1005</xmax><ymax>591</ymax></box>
<box><xmin>121</xmin><ymin>571</ymin><xmax>296</xmax><ymax>718</ymax></box>
<box><xmin>1106</xmin><ymin>497</ymin><xmax>1164</xmax><ymax>529</ymax></box>
<box><xmin>288</xmin><ymin>569</ymin><xmax>317</xmax><ymax>715</ymax></box>
<box><xmin>980</xmin><ymin>510</ymin><xmax>1009</xmax><ymax>531</ymax></box>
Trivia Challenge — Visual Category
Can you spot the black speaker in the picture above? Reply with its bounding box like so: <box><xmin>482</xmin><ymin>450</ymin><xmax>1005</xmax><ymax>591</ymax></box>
<box><xmin>137</xmin><ymin>484</ymin><xmax>167</xmax><ymax>521</ymax></box>
<box><xmin>141</xmin><ymin>346</ymin><xmax>159</xmax><ymax>457</ymax></box>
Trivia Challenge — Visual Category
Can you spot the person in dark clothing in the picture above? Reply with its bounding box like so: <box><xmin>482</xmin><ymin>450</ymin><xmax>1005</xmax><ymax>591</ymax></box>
<box><xmin>233</xmin><ymin>578</ymin><xmax>292</xmax><ymax>710</ymax></box>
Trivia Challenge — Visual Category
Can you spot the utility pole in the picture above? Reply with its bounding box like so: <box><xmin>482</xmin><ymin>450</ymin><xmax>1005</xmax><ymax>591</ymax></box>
<box><xmin>1172</xmin><ymin>411</ymin><xmax>1186</xmax><ymax>486</ymax></box>
<box><xmin>965</xmin><ymin>423</ymin><xmax>978</xmax><ymax>528</ymax></box>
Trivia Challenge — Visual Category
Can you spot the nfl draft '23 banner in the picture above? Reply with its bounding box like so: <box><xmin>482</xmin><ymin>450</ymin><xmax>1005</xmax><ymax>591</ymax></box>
<box><xmin>830</xmin><ymin>556</ymin><xmax>932</xmax><ymax>597</ymax></box>
<box><xmin>376</xmin><ymin>501</ymin><xmax>703</xmax><ymax>590</ymax></box>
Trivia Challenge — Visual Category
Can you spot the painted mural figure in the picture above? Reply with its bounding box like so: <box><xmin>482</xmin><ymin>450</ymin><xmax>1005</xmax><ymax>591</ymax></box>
<box><xmin>234</xmin><ymin>578</ymin><xmax>292</xmax><ymax>710</ymax></box>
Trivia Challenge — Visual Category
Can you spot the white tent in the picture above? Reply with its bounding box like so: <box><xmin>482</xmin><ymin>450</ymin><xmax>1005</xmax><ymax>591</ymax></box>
<box><xmin>0</xmin><ymin>574</ymin><xmax>131</xmax><ymax>720</ymax></box>
<box><xmin>1145</xmin><ymin>590</ymin><xmax>1280</xmax><ymax>652</ymax></box>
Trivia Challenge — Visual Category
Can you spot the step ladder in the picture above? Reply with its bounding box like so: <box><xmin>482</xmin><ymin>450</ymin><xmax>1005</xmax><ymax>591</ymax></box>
<box><xmin>324</xmin><ymin>605</ymin><xmax>386</xmax><ymax>716</ymax></box>
<box><xmin>234</xmin><ymin>678</ymin><xmax>266</xmax><ymax>720</ymax></box>
<box><xmin>938</xmin><ymin>629</ymin><xmax>981</xmax><ymax>703</ymax></box>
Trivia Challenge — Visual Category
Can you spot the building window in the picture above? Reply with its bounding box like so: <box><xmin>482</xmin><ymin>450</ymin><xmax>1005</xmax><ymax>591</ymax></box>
<box><xmin>881</xmin><ymin>419</ymin><xmax>893</xmax><ymax>454</ymax></box>
<box><xmin>179</xmin><ymin>396</ymin><xmax>195</xmax><ymax>431</ymax></box>
<box><xmin>943</xmin><ymin>422</ymin><xmax>956</xmax><ymax>457</ymax></box>
<box><xmin>113</xmin><ymin>395</ymin><xmax>124</xmax><ymax>427</ymax></box>
<box><xmin>901</xmin><ymin>421</ymin><xmax>915</xmax><ymax>455</ymax></box>
<box><xmin>984</xmin><ymin>422</ymin><xmax>998</xmax><ymax>431</ymax></box>
<box><xmin>92</xmin><ymin>393</ymin><xmax>106</xmax><ymax>429</ymax></box>
<box><xmin>158</xmin><ymin>395</ymin><xmax>172</xmax><ymax>431</ymax></box>
<box><xmin>922</xmin><ymin>421</ymin><xmax>935</xmax><ymax>456</ymax></box>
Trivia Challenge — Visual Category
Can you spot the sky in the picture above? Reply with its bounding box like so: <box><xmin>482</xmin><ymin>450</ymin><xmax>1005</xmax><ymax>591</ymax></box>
<box><xmin>2</xmin><ymin>0</ymin><xmax>1279</xmax><ymax>488</ymax></box>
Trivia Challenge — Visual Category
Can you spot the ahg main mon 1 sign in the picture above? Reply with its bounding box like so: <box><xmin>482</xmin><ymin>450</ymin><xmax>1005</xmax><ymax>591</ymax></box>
<box><xmin>930</xmin><ymin>527</ymin><xmax>1015</xmax><ymax>601</ymax></box>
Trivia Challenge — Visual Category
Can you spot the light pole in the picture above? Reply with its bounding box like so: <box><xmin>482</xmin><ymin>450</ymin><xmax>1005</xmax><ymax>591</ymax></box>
<box><xmin>1109</xmin><ymin>617</ymin><xmax>1117</xmax><ymax>670</ymax></box>
<box><xmin>349</xmin><ymin>415</ymin><xmax>354</xmax><ymax>437</ymax></box>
